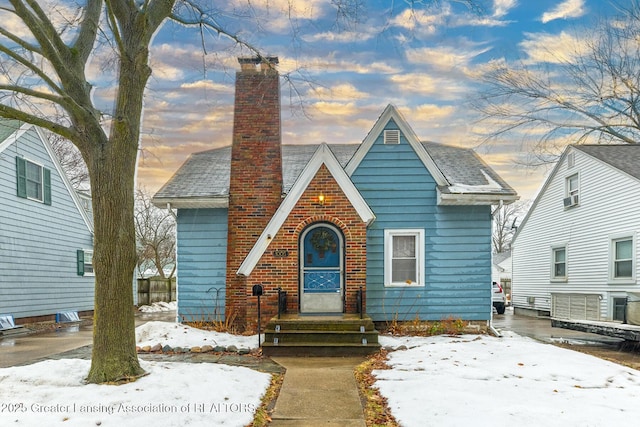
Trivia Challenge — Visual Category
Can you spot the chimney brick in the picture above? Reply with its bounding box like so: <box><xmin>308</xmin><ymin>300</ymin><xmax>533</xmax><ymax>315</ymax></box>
<box><xmin>226</xmin><ymin>56</ymin><xmax>282</xmax><ymax>331</ymax></box>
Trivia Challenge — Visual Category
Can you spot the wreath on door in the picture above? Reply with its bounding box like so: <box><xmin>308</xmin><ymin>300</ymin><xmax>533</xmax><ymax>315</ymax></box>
<box><xmin>310</xmin><ymin>229</ymin><xmax>337</xmax><ymax>258</ymax></box>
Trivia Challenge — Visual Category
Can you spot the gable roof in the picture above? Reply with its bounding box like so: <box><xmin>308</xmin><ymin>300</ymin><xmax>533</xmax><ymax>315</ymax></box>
<box><xmin>236</xmin><ymin>143</ymin><xmax>375</xmax><ymax>276</ymax></box>
<box><xmin>513</xmin><ymin>144</ymin><xmax>640</xmax><ymax>243</ymax></box>
<box><xmin>574</xmin><ymin>144</ymin><xmax>640</xmax><ymax>181</ymax></box>
<box><xmin>0</xmin><ymin>120</ymin><xmax>94</xmax><ymax>233</ymax></box>
<box><xmin>153</xmin><ymin>106</ymin><xmax>517</xmax><ymax>208</ymax></box>
<box><xmin>344</xmin><ymin>104</ymin><xmax>448</xmax><ymax>185</ymax></box>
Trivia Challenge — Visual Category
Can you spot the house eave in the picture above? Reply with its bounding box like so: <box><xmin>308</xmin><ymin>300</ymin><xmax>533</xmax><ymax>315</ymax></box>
<box><xmin>437</xmin><ymin>190</ymin><xmax>520</xmax><ymax>206</ymax></box>
<box><xmin>152</xmin><ymin>196</ymin><xmax>229</xmax><ymax>209</ymax></box>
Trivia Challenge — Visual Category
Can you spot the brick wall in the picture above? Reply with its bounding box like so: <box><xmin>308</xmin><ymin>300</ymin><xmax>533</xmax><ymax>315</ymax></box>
<box><xmin>226</xmin><ymin>58</ymin><xmax>283</xmax><ymax>331</ymax></box>
<box><xmin>243</xmin><ymin>165</ymin><xmax>368</xmax><ymax>331</ymax></box>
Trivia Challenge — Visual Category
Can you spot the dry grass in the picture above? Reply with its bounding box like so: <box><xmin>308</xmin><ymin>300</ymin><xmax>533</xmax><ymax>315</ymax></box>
<box><xmin>354</xmin><ymin>350</ymin><xmax>400</xmax><ymax>427</ymax></box>
<box><xmin>183</xmin><ymin>310</ymin><xmax>241</xmax><ymax>334</ymax></box>
<box><xmin>383</xmin><ymin>315</ymin><xmax>466</xmax><ymax>336</ymax></box>
<box><xmin>246</xmin><ymin>373</ymin><xmax>284</xmax><ymax>427</ymax></box>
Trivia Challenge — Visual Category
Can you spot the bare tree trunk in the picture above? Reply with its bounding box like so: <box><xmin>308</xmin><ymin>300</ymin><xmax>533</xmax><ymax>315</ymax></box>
<box><xmin>86</xmin><ymin>15</ymin><xmax>154</xmax><ymax>382</ymax></box>
<box><xmin>87</xmin><ymin>147</ymin><xmax>143</xmax><ymax>383</ymax></box>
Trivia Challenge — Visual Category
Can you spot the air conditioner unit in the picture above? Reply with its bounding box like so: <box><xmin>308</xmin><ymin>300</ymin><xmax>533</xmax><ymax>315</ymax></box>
<box><xmin>563</xmin><ymin>194</ymin><xmax>579</xmax><ymax>208</ymax></box>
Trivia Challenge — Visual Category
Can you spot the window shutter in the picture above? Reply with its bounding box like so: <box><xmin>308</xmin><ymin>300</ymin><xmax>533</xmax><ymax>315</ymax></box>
<box><xmin>43</xmin><ymin>168</ymin><xmax>52</xmax><ymax>205</ymax></box>
<box><xmin>77</xmin><ymin>250</ymin><xmax>85</xmax><ymax>276</ymax></box>
<box><xmin>16</xmin><ymin>157</ymin><xmax>27</xmax><ymax>198</ymax></box>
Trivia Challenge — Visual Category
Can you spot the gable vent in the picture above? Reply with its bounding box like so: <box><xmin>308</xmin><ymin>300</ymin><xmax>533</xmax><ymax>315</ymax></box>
<box><xmin>567</xmin><ymin>152</ymin><xmax>575</xmax><ymax>168</ymax></box>
<box><xmin>384</xmin><ymin>130</ymin><xmax>400</xmax><ymax>144</ymax></box>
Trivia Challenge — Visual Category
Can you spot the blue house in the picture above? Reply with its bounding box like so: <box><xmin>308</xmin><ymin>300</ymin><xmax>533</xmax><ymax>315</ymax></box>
<box><xmin>0</xmin><ymin>120</ymin><xmax>95</xmax><ymax>323</ymax></box>
<box><xmin>153</xmin><ymin>57</ymin><xmax>518</xmax><ymax>332</ymax></box>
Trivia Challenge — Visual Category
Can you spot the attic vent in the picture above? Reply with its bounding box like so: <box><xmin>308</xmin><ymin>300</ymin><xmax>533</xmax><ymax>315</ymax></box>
<box><xmin>567</xmin><ymin>152</ymin><xmax>575</xmax><ymax>168</ymax></box>
<box><xmin>384</xmin><ymin>130</ymin><xmax>400</xmax><ymax>144</ymax></box>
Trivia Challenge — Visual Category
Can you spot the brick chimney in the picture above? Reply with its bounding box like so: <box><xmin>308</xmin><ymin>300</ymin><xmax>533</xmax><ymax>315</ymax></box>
<box><xmin>226</xmin><ymin>56</ymin><xmax>282</xmax><ymax>330</ymax></box>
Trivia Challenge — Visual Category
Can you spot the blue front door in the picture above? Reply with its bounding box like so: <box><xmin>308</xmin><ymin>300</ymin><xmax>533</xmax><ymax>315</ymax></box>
<box><xmin>300</xmin><ymin>224</ymin><xmax>343</xmax><ymax>313</ymax></box>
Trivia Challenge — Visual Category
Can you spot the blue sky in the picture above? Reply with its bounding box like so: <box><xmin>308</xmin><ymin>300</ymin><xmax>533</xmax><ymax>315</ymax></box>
<box><xmin>135</xmin><ymin>0</ymin><xmax>618</xmax><ymax>201</ymax></box>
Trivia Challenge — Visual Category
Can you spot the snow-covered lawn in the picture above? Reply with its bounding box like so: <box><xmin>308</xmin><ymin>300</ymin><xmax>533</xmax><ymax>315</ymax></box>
<box><xmin>2</xmin><ymin>320</ymin><xmax>640</xmax><ymax>426</ymax></box>
<box><xmin>0</xmin><ymin>359</ymin><xmax>269</xmax><ymax>426</ymax></box>
<box><xmin>377</xmin><ymin>332</ymin><xmax>640</xmax><ymax>427</ymax></box>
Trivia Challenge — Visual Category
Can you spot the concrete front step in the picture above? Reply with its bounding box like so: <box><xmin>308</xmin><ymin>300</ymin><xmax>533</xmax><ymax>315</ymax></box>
<box><xmin>262</xmin><ymin>342</ymin><xmax>381</xmax><ymax>357</ymax></box>
<box><xmin>261</xmin><ymin>314</ymin><xmax>380</xmax><ymax>357</ymax></box>
<box><xmin>265</xmin><ymin>329</ymin><xmax>380</xmax><ymax>344</ymax></box>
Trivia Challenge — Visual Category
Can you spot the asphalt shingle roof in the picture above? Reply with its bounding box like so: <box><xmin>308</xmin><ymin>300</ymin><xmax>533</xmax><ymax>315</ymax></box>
<box><xmin>574</xmin><ymin>144</ymin><xmax>640</xmax><ymax>180</ymax></box>
<box><xmin>153</xmin><ymin>142</ymin><xmax>517</xmax><ymax>201</ymax></box>
<box><xmin>422</xmin><ymin>142</ymin><xmax>516</xmax><ymax>196</ymax></box>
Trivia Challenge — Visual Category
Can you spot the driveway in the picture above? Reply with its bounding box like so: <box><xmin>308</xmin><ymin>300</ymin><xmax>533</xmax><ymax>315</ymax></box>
<box><xmin>492</xmin><ymin>308</ymin><xmax>622</xmax><ymax>345</ymax></box>
<box><xmin>0</xmin><ymin>311</ymin><xmax>175</xmax><ymax>368</ymax></box>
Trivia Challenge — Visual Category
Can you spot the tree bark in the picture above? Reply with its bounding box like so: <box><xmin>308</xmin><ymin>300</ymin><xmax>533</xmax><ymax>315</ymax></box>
<box><xmin>86</xmin><ymin>55</ymin><xmax>148</xmax><ymax>383</ymax></box>
<box><xmin>85</xmin><ymin>1</ymin><xmax>171</xmax><ymax>383</ymax></box>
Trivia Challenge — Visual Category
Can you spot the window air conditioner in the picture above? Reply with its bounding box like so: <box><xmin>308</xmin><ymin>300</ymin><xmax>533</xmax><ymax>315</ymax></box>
<box><xmin>563</xmin><ymin>194</ymin><xmax>579</xmax><ymax>207</ymax></box>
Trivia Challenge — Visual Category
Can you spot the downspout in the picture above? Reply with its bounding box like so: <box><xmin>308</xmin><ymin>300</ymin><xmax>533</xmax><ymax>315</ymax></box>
<box><xmin>489</xmin><ymin>199</ymin><xmax>504</xmax><ymax>338</ymax></box>
<box><xmin>166</xmin><ymin>203</ymin><xmax>177</xmax><ymax>219</ymax></box>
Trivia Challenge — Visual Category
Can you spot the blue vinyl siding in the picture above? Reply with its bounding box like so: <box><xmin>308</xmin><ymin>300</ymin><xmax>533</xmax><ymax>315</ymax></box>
<box><xmin>176</xmin><ymin>208</ymin><xmax>228</xmax><ymax>322</ymax></box>
<box><xmin>0</xmin><ymin>126</ymin><xmax>94</xmax><ymax>319</ymax></box>
<box><xmin>351</xmin><ymin>121</ymin><xmax>492</xmax><ymax>321</ymax></box>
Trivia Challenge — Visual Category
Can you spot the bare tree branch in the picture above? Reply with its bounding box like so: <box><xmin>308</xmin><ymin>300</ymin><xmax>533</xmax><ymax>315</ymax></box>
<box><xmin>473</xmin><ymin>4</ymin><xmax>640</xmax><ymax>164</ymax></box>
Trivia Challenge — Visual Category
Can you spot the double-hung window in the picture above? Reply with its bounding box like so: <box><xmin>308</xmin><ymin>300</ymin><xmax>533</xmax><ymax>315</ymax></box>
<box><xmin>611</xmin><ymin>237</ymin><xmax>634</xmax><ymax>281</ymax></box>
<box><xmin>551</xmin><ymin>246</ymin><xmax>567</xmax><ymax>280</ymax></box>
<box><xmin>564</xmin><ymin>173</ymin><xmax>579</xmax><ymax>208</ymax></box>
<box><xmin>384</xmin><ymin>229</ymin><xmax>425</xmax><ymax>286</ymax></box>
<box><xmin>16</xmin><ymin>157</ymin><xmax>51</xmax><ymax>204</ymax></box>
<box><xmin>77</xmin><ymin>249</ymin><xmax>94</xmax><ymax>276</ymax></box>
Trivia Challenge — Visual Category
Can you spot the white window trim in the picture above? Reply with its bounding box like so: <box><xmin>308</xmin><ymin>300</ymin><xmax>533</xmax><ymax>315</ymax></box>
<box><xmin>550</xmin><ymin>245</ymin><xmax>568</xmax><ymax>282</ymax></box>
<box><xmin>564</xmin><ymin>172</ymin><xmax>580</xmax><ymax>208</ymax></box>
<box><xmin>25</xmin><ymin>158</ymin><xmax>45</xmax><ymax>202</ymax></box>
<box><xmin>609</xmin><ymin>233</ymin><xmax>636</xmax><ymax>284</ymax></box>
<box><xmin>83</xmin><ymin>249</ymin><xmax>95</xmax><ymax>277</ymax></box>
<box><xmin>384</xmin><ymin>229</ymin><xmax>425</xmax><ymax>287</ymax></box>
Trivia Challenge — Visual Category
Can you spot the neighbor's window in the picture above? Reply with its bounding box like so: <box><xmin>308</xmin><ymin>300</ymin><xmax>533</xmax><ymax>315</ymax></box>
<box><xmin>16</xmin><ymin>157</ymin><xmax>51</xmax><ymax>204</ymax></box>
<box><xmin>77</xmin><ymin>249</ymin><xmax>94</xmax><ymax>276</ymax></box>
<box><xmin>566</xmin><ymin>174</ymin><xmax>579</xmax><ymax>198</ymax></box>
<box><xmin>384</xmin><ymin>229</ymin><xmax>425</xmax><ymax>286</ymax></box>
<box><xmin>552</xmin><ymin>247</ymin><xmax>567</xmax><ymax>280</ymax></box>
<box><xmin>612</xmin><ymin>237</ymin><xmax>633</xmax><ymax>279</ymax></box>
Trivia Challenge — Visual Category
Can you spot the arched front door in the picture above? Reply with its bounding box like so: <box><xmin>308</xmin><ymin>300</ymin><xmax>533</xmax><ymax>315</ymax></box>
<box><xmin>300</xmin><ymin>223</ymin><xmax>344</xmax><ymax>313</ymax></box>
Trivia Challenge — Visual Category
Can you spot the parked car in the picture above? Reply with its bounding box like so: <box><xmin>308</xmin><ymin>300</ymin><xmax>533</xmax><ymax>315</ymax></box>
<box><xmin>492</xmin><ymin>282</ymin><xmax>506</xmax><ymax>315</ymax></box>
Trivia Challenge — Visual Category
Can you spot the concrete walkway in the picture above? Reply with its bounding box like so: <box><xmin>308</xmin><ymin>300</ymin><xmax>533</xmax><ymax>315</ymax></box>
<box><xmin>269</xmin><ymin>357</ymin><xmax>366</xmax><ymax>427</ymax></box>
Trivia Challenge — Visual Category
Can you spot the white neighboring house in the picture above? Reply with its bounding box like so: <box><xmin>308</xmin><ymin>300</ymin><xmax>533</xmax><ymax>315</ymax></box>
<box><xmin>512</xmin><ymin>144</ymin><xmax>640</xmax><ymax>321</ymax></box>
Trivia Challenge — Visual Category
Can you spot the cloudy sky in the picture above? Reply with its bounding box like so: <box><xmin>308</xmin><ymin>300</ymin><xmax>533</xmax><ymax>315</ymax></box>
<box><xmin>131</xmin><ymin>0</ymin><xmax>616</xmax><ymax>201</ymax></box>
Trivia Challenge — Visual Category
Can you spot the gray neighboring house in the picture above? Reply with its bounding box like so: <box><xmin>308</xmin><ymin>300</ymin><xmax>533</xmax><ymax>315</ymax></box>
<box><xmin>512</xmin><ymin>144</ymin><xmax>640</xmax><ymax>322</ymax></box>
<box><xmin>0</xmin><ymin>120</ymin><xmax>95</xmax><ymax>322</ymax></box>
